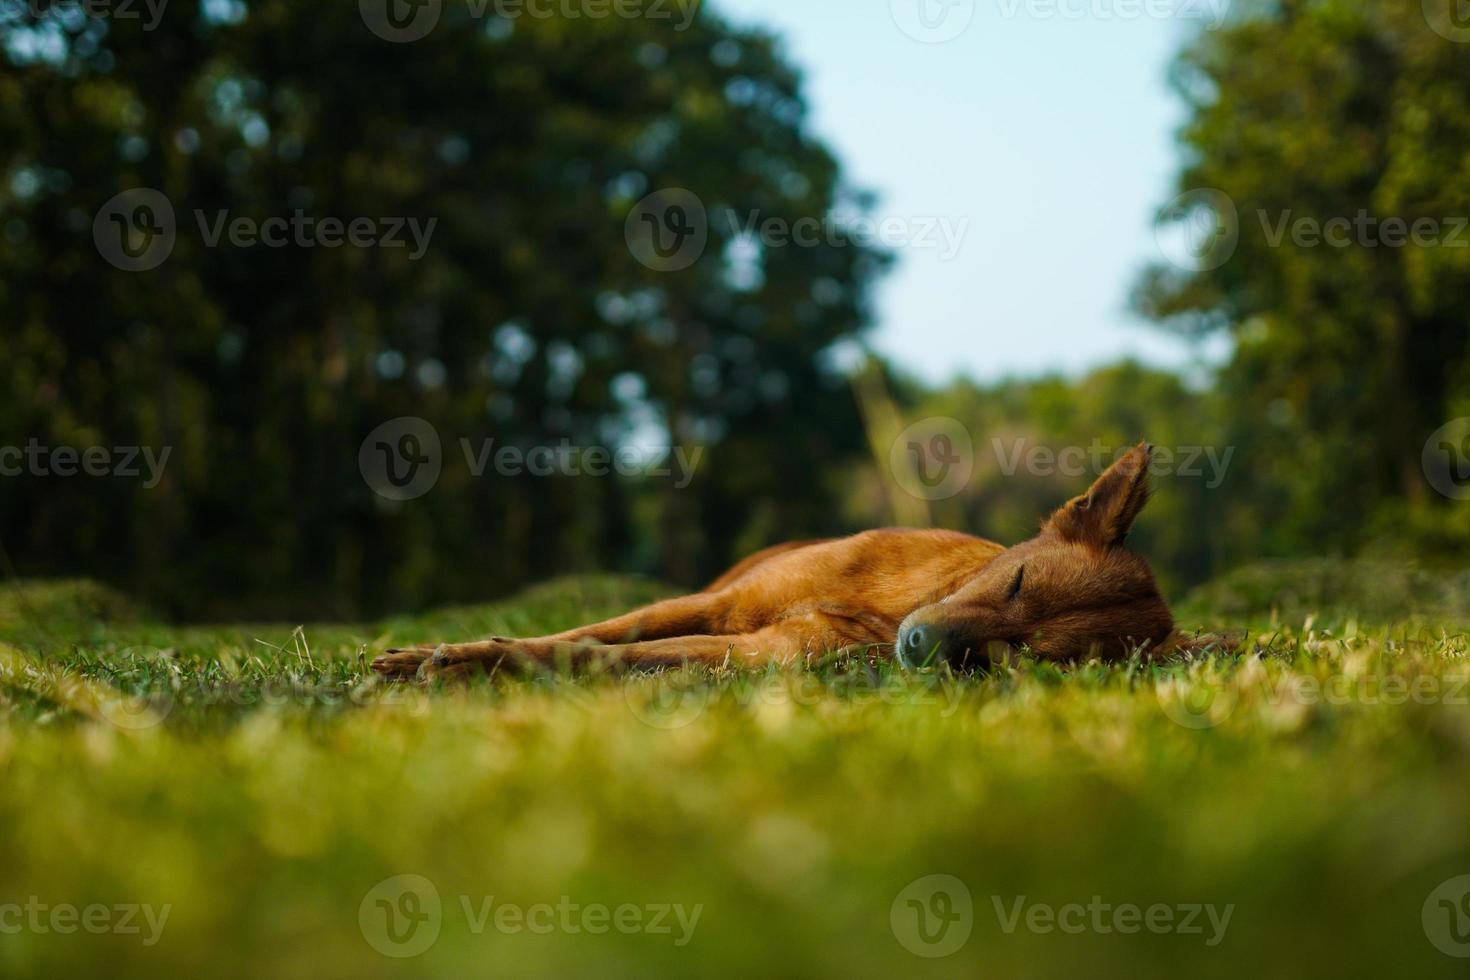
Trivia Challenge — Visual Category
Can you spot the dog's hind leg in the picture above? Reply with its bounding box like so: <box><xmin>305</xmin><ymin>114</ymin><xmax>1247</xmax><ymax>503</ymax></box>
<box><xmin>410</xmin><ymin>613</ymin><xmax>871</xmax><ymax>681</ymax></box>
<box><xmin>372</xmin><ymin>591</ymin><xmax>734</xmax><ymax>680</ymax></box>
<box><xmin>538</xmin><ymin>592</ymin><xmax>733</xmax><ymax>645</ymax></box>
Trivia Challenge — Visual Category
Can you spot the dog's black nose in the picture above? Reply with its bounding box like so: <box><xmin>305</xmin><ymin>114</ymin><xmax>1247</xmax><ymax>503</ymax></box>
<box><xmin>898</xmin><ymin>624</ymin><xmax>938</xmax><ymax>668</ymax></box>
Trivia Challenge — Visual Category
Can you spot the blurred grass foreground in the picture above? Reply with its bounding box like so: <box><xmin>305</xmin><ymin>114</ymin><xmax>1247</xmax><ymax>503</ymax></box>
<box><xmin>1</xmin><ymin>567</ymin><xmax>1468</xmax><ymax>979</ymax></box>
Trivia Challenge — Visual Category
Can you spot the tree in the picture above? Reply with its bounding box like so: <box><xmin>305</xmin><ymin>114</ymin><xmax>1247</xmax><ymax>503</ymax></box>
<box><xmin>1135</xmin><ymin>0</ymin><xmax>1470</xmax><ymax>559</ymax></box>
<box><xmin>0</xmin><ymin>0</ymin><xmax>887</xmax><ymax>616</ymax></box>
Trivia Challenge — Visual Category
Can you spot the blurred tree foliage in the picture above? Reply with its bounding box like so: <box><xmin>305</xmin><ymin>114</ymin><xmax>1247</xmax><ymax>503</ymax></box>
<box><xmin>1134</xmin><ymin>0</ymin><xmax>1470</xmax><ymax>563</ymax></box>
<box><xmin>844</xmin><ymin>362</ymin><xmax>1228</xmax><ymax>598</ymax></box>
<box><xmin>0</xmin><ymin>0</ymin><xmax>886</xmax><ymax>617</ymax></box>
<box><xmin>3</xmin><ymin>0</ymin><xmax>1464</xmax><ymax>620</ymax></box>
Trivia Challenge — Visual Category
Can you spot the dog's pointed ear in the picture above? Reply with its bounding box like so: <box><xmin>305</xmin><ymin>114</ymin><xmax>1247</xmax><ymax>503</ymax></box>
<box><xmin>1044</xmin><ymin>442</ymin><xmax>1154</xmax><ymax>548</ymax></box>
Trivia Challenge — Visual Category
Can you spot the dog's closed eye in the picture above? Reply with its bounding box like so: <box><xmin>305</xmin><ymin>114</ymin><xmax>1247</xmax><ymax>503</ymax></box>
<box><xmin>1006</xmin><ymin>564</ymin><xmax>1025</xmax><ymax>601</ymax></box>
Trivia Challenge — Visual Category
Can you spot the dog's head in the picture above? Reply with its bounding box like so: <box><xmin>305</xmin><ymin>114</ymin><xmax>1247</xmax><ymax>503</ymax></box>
<box><xmin>896</xmin><ymin>443</ymin><xmax>1206</xmax><ymax>666</ymax></box>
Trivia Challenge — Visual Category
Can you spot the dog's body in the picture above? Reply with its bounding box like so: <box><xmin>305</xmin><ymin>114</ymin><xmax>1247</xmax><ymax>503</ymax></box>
<box><xmin>373</xmin><ymin>443</ymin><xmax>1217</xmax><ymax>682</ymax></box>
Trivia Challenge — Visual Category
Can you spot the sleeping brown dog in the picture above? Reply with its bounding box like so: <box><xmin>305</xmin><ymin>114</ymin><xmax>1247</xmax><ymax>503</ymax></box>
<box><xmin>373</xmin><ymin>442</ymin><xmax>1233</xmax><ymax>681</ymax></box>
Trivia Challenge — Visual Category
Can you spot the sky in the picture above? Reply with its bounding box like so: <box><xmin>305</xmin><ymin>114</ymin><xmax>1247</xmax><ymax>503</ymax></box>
<box><xmin>714</xmin><ymin>0</ymin><xmax>1233</xmax><ymax>384</ymax></box>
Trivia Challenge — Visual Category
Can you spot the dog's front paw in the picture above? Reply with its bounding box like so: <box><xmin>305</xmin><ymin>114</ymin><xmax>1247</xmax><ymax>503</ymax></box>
<box><xmin>375</xmin><ymin>639</ymin><xmax>555</xmax><ymax>684</ymax></box>
<box><xmin>371</xmin><ymin>646</ymin><xmax>437</xmax><ymax>681</ymax></box>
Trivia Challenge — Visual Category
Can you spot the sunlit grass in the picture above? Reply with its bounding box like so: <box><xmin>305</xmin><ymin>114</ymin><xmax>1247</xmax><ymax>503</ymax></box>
<box><xmin>0</xmin><ymin>570</ymin><xmax>1468</xmax><ymax>979</ymax></box>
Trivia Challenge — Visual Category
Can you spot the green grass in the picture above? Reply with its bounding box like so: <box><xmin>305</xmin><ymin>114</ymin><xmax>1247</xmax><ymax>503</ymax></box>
<box><xmin>1</xmin><ymin>566</ymin><xmax>1469</xmax><ymax>979</ymax></box>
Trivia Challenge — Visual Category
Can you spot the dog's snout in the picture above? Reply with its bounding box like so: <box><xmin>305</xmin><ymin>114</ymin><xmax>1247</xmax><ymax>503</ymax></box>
<box><xmin>897</xmin><ymin>622</ymin><xmax>945</xmax><ymax>669</ymax></box>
